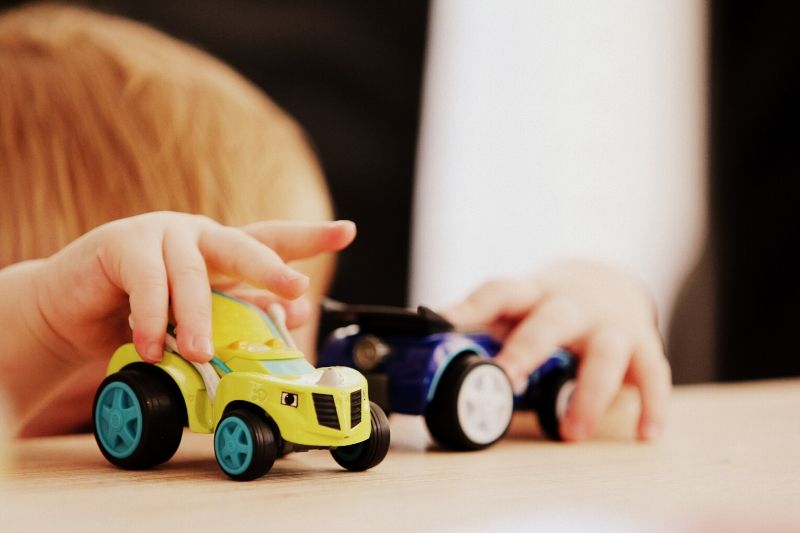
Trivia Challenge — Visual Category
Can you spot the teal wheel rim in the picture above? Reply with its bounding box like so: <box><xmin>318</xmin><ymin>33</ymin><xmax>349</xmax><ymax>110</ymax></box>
<box><xmin>215</xmin><ymin>416</ymin><xmax>254</xmax><ymax>476</ymax></box>
<box><xmin>95</xmin><ymin>381</ymin><xmax>143</xmax><ymax>459</ymax></box>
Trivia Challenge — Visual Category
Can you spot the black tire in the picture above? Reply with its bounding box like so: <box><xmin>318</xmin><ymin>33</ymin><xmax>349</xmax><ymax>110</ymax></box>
<box><xmin>331</xmin><ymin>401</ymin><xmax>390</xmax><ymax>471</ymax></box>
<box><xmin>424</xmin><ymin>355</ymin><xmax>514</xmax><ymax>451</ymax></box>
<box><xmin>214</xmin><ymin>408</ymin><xmax>277</xmax><ymax>481</ymax></box>
<box><xmin>93</xmin><ymin>365</ymin><xmax>185</xmax><ymax>469</ymax></box>
<box><xmin>528</xmin><ymin>364</ymin><xmax>577</xmax><ymax>441</ymax></box>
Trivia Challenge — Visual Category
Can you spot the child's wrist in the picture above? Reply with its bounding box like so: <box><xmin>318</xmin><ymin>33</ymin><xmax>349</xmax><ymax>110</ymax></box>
<box><xmin>16</xmin><ymin>259</ymin><xmax>76</xmax><ymax>367</ymax></box>
<box><xmin>0</xmin><ymin>259</ymin><xmax>77</xmax><ymax>426</ymax></box>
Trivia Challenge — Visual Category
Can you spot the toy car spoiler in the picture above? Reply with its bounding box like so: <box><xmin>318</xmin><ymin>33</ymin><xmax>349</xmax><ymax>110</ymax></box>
<box><xmin>321</xmin><ymin>298</ymin><xmax>454</xmax><ymax>335</ymax></box>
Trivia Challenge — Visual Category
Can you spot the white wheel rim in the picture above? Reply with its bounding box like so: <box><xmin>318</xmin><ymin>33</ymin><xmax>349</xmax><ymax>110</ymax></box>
<box><xmin>555</xmin><ymin>379</ymin><xmax>576</xmax><ymax>422</ymax></box>
<box><xmin>456</xmin><ymin>363</ymin><xmax>514</xmax><ymax>445</ymax></box>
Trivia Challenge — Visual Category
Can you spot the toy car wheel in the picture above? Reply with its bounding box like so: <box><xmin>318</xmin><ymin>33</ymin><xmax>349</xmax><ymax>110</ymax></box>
<box><xmin>424</xmin><ymin>355</ymin><xmax>514</xmax><ymax>451</ymax></box>
<box><xmin>93</xmin><ymin>365</ymin><xmax>185</xmax><ymax>469</ymax></box>
<box><xmin>530</xmin><ymin>365</ymin><xmax>577</xmax><ymax>441</ymax></box>
<box><xmin>214</xmin><ymin>408</ymin><xmax>277</xmax><ymax>481</ymax></box>
<box><xmin>331</xmin><ymin>401</ymin><xmax>390</xmax><ymax>471</ymax></box>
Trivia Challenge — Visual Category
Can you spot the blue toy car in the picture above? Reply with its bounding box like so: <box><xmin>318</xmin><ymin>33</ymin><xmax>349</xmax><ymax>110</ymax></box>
<box><xmin>318</xmin><ymin>301</ymin><xmax>578</xmax><ymax>450</ymax></box>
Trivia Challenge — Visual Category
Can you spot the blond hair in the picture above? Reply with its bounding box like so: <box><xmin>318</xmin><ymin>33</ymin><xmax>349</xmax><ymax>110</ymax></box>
<box><xmin>0</xmin><ymin>3</ymin><xmax>332</xmax><ymax>267</ymax></box>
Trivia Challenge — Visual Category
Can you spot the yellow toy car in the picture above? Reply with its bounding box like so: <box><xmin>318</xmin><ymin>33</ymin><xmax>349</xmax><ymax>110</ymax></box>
<box><xmin>92</xmin><ymin>291</ymin><xmax>390</xmax><ymax>480</ymax></box>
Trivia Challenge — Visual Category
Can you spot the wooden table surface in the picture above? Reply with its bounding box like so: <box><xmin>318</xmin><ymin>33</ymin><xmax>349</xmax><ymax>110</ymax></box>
<box><xmin>1</xmin><ymin>380</ymin><xmax>799</xmax><ymax>532</ymax></box>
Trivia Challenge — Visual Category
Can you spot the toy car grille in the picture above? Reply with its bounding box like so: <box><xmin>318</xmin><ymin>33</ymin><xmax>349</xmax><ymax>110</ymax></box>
<box><xmin>350</xmin><ymin>390</ymin><xmax>362</xmax><ymax>428</ymax></box>
<box><xmin>312</xmin><ymin>393</ymin><xmax>340</xmax><ymax>430</ymax></box>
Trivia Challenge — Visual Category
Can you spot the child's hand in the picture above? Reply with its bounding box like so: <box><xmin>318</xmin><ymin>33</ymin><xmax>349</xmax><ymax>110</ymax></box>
<box><xmin>32</xmin><ymin>212</ymin><xmax>356</xmax><ymax>366</ymax></box>
<box><xmin>442</xmin><ymin>260</ymin><xmax>671</xmax><ymax>442</ymax></box>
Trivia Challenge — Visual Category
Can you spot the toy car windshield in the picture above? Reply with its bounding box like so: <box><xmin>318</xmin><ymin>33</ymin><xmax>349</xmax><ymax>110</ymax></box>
<box><xmin>261</xmin><ymin>358</ymin><xmax>315</xmax><ymax>375</ymax></box>
<box><xmin>322</xmin><ymin>299</ymin><xmax>454</xmax><ymax>336</ymax></box>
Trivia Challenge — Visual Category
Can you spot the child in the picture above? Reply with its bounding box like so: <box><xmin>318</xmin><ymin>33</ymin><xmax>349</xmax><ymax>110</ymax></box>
<box><xmin>0</xmin><ymin>4</ymin><xmax>355</xmax><ymax>435</ymax></box>
<box><xmin>0</xmin><ymin>4</ymin><xmax>669</xmax><ymax>442</ymax></box>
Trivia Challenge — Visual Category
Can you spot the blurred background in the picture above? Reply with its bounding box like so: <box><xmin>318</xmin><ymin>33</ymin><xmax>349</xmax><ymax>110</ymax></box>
<box><xmin>2</xmin><ymin>0</ymin><xmax>797</xmax><ymax>383</ymax></box>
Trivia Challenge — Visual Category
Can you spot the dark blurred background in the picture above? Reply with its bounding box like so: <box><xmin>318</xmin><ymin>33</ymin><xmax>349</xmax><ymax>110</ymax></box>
<box><xmin>3</xmin><ymin>1</ymin><xmax>798</xmax><ymax>382</ymax></box>
<box><xmin>670</xmin><ymin>2</ymin><xmax>800</xmax><ymax>383</ymax></box>
<box><xmin>709</xmin><ymin>2</ymin><xmax>800</xmax><ymax>381</ymax></box>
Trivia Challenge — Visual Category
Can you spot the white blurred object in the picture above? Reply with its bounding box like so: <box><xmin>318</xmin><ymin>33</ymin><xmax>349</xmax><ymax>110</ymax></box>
<box><xmin>164</xmin><ymin>333</ymin><xmax>220</xmax><ymax>404</ymax></box>
<box><xmin>267</xmin><ymin>303</ymin><xmax>298</xmax><ymax>349</ymax></box>
<box><xmin>411</xmin><ymin>0</ymin><xmax>707</xmax><ymax>334</ymax></box>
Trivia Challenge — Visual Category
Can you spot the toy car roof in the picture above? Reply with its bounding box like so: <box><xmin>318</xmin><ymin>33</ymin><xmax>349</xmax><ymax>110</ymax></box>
<box><xmin>321</xmin><ymin>299</ymin><xmax>454</xmax><ymax>336</ymax></box>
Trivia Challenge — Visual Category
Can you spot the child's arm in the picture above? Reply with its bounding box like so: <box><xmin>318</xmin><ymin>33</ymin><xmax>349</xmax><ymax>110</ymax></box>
<box><xmin>0</xmin><ymin>259</ymin><xmax>76</xmax><ymax>428</ymax></box>
<box><xmin>0</xmin><ymin>212</ymin><xmax>355</xmax><ymax>432</ymax></box>
<box><xmin>442</xmin><ymin>260</ymin><xmax>671</xmax><ymax>442</ymax></box>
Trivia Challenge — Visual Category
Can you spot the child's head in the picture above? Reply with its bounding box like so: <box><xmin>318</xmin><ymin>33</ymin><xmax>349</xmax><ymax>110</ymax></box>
<box><xmin>0</xmin><ymin>3</ymin><xmax>332</xmax><ymax>267</ymax></box>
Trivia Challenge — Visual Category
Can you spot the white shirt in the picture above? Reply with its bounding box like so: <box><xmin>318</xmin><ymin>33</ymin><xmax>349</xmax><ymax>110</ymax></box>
<box><xmin>411</xmin><ymin>0</ymin><xmax>708</xmax><ymax>335</ymax></box>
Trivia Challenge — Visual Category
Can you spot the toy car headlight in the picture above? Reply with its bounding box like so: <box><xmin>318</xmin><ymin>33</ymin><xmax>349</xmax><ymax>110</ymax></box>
<box><xmin>281</xmin><ymin>392</ymin><xmax>299</xmax><ymax>407</ymax></box>
<box><xmin>317</xmin><ymin>367</ymin><xmax>345</xmax><ymax>387</ymax></box>
<box><xmin>353</xmin><ymin>335</ymin><xmax>390</xmax><ymax>371</ymax></box>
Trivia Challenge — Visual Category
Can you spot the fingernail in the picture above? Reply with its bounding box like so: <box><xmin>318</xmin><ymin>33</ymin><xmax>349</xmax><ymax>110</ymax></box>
<box><xmin>288</xmin><ymin>297</ymin><xmax>312</xmax><ymax>323</ymax></box>
<box><xmin>192</xmin><ymin>335</ymin><xmax>215</xmax><ymax>359</ymax></box>
<box><xmin>286</xmin><ymin>271</ymin><xmax>310</xmax><ymax>287</ymax></box>
<box><xmin>563</xmin><ymin>418</ymin><xmax>589</xmax><ymax>441</ymax></box>
<box><xmin>286</xmin><ymin>269</ymin><xmax>307</xmax><ymax>280</ymax></box>
<box><xmin>511</xmin><ymin>375</ymin><xmax>529</xmax><ymax>396</ymax></box>
<box><xmin>144</xmin><ymin>343</ymin><xmax>163</xmax><ymax>362</ymax></box>
<box><xmin>641</xmin><ymin>422</ymin><xmax>662</xmax><ymax>441</ymax></box>
<box><xmin>497</xmin><ymin>359</ymin><xmax>524</xmax><ymax>383</ymax></box>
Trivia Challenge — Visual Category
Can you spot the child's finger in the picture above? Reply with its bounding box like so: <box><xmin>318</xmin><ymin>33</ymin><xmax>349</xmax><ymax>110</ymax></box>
<box><xmin>494</xmin><ymin>296</ymin><xmax>589</xmax><ymax>387</ymax></box>
<box><xmin>629</xmin><ymin>335</ymin><xmax>671</xmax><ymax>440</ymax></box>
<box><xmin>560</xmin><ymin>328</ymin><xmax>632</xmax><ymax>441</ymax></box>
<box><xmin>224</xmin><ymin>288</ymin><xmax>313</xmax><ymax>329</ymax></box>
<box><xmin>440</xmin><ymin>278</ymin><xmax>543</xmax><ymax>330</ymax></box>
<box><xmin>242</xmin><ymin>220</ymin><xmax>356</xmax><ymax>261</ymax></box>
<box><xmin>121</xmin><ymin>247</ymin><xmax>169</xmax><ymax>363</ymax></box>
<box><xmin>200</xmin><ymin>226</ymin><xmax>309</xmax><ymax>299</ymax></box>
<box><xmin>164</xmin><ymin>229</ymin><xmax>213</xmax><ymax>363</ymax></box>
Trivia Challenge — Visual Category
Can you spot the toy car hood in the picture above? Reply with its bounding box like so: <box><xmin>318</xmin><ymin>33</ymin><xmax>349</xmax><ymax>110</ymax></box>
<box><xmin>268</xmin><ymin>366</ymin><xmax>366</xmax><ymax>389</ymax></box>
<box><xmin>218</xmin><ymin>340</ymin><xmax>305</xmax><ymax>362</ymax></box>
